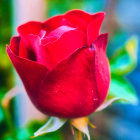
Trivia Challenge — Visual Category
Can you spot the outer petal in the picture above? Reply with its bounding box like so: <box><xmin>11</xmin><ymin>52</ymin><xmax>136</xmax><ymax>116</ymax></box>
<box><xmin>93</xmin><ymin>33</ymin><xmax>110</xmax><ymax>104</ymax></box>
<box><xmin>66</xmin><ymin>9</ymin><xmax>94</xmax><ymax>23</ymax></box>
<box><xmin>66</xmin><ymin>10</ymin><xmax>105</xmax><ymax>46</ymax></box>
<box><xmin>64</xmin><ymin>14</ymin><xmax>87</xmax><ymax>31</ymax></box>
<box><xmin>17</xmin><ymin>21</ymin><xmax>43</xmax><ymax>45</ymax></box>
<box><xmin>9</xmin><ymin>36</ymin><xmax>20</xmax><ymax>55</ymax></box>
<box><xmin>6</xmin><ymin>39</ymin><xmax>48</xmax><ymax>103</ymax></box>
<box><xmin>9</xmin><ymin>36</ymin><xmax>37</xmax><ymax>61</ymax></box>
<box><xmin>18</xmin><ymin>39</ymin><xmax>37</xmax><ymax>61</ymax></box>
<box><xmin>34</xmin><ymin>47</ymin><xmax>99</xmax><ymax>118</ymax></box>
<box><xmin>43</xmin><ymin>15</ymin><xmax>72</xmax><ymax>33</ymax></box>
<box><xmin>87</xmin><ymin>13</ymin><xmax>105</xmax><ymax>46</ymax></box>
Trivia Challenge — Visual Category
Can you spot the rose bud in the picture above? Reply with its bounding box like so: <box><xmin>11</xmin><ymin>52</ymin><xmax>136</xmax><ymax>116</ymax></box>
<box><xmin>6</xmin><ymin>10</ymin><xmax>110</xmax><ymax>118</ymax></box>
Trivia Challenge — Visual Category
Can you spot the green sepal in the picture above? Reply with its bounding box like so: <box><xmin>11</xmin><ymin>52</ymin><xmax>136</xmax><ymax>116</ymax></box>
<box><xmin>33</xmin><ymin>117</ymin><xmax>67</xmax><ymax>137</ymax></box>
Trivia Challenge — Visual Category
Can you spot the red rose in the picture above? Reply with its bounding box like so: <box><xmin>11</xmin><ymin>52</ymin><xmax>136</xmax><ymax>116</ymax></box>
<box><xmin>7</xmin><ymin>10</ymin><xmax>110</xmax><ymax>118</ymax></box>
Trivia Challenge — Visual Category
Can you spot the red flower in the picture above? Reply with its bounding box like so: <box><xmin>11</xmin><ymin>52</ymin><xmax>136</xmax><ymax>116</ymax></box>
<box><xmin>7</xmin><ymin>10</ymin><xmax>110</xmax><ymax>118</ymax></box>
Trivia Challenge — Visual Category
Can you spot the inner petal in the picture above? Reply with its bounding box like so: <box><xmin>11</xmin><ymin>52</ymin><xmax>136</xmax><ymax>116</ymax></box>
<box><xmin>47</xmin><ymin>25</ymin><xmax>76</xmax><ymax>39</ymax></box>
<box><xmin>39</xmin><ymin>30</ymin><xmax>46</xmax><ymax>39</ymax></box>
<box><xmin>26</xmin><ymin>25</ymin><xmax>86</xmax><ymax>69</ymax></box>
<box><xmin>39</xmin><ymin>26</ymin><xmax>86</xmax><ymax>69</ymax></box>
<box><xmin>19</xmin><ymin>39</ymin><xmax>37</xmax><ymax>61</ymax></box>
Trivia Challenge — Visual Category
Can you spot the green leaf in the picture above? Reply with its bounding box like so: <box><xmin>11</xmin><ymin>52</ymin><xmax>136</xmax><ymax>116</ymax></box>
<box><xmin>110</xmin><ymin>36</ymin><xmax>138</xmax><ymax>75</ymax></box>
<box><xmin>108</xmin><ymin>75</ymin><xmax>138</xmax><ymax>104</ymax></box>
<box><xmin>34</xmin><ymin>117</ymin><xmax>67</xmax><ymax>137</ymax></box>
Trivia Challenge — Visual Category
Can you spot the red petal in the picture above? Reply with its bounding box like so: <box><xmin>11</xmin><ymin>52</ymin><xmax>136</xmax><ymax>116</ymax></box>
<box><xmin>64</xmin><ymin>14</ymin><xmax>87</xmax><ymax>31</ymax></box>
<box><xmin>17</xmin><ymin>21</ymin><xmax>43</xmax><ymax>44</ymax></box>
<box><xmin>66</xmin><ymin>9</ymin><xmax>105</xmax><ymax>24</ymax></box>
<box><xmin>28</xmin><ymin>28</ymin><xmax>85</xmax><ymax>69</ymax></box>
<box><xmin>7</xmin><ymin>33</ymin><xmax>110</xmax><ymax>118</ymax></box>
<box><xmin>66</xmin><ymin>10</ymin><xmax>105</xmax><ymax>46</ymax></box>
<box><xmin>35</xmin><ymin>47</ymin><xmax>100</xmax><ymax>118</ymax></box>
<box><xmin>18</xmin><ymin>40</ymin><xmax>30</xmax><ymax>58</ymax></box>
<box><xmin>17</xmin><ymin>16</ymin><xmax>72</xmax><ymax>44</ymax></box>
<box><xmin>47</xmin><ymin>25</ymin><xmax>76</xmax><ymax>39</ymax></box>
<box><xmin>87</xmin><ymin>13</ymin><xmax>105</xmax><ymax>46</ymax></box>
<box><xmin>6</xmin><ymin>46</ymin><xmax>48</xmax><ymax>102</ymax></box>
<box><xmin>9</xmin><ymin>36</ymin><xmax>37</xmax><ymax>61</ymax></box>
<box><xmin>93</xmin><ymin>33</ymin><xmax>110</xmax><ymax>104</ymax></box>
<box><xmin>43</xmin><ymin>15</ymin><xmax>66</xmax><ymax>33</ymax></box>
<box><xmin>66</xmin><ymin>9</ymin><xmax>93</xmax><ymax>23</ymax></box>
<box><xmin>43</xmin><ymin>30</ymin><xmax>85</xmax><ymax>69</ymax></box>
<box><xmin>9</xmin><ymin>36</ymin><xmax>20</xmax><ymax>55</ymax></box>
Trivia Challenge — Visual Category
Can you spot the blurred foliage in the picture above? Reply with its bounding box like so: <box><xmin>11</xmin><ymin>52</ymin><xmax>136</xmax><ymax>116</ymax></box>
<box><xmin>108</xmin><ymin>36</ymin><xmax>138</xmax><ymax>104</ymax></box>
<box><xmin>0</xmin><ymin>95</ymin><xmax>63</xmax><ymax>140</ymax></box>
<box><xmin>0</xmin><ymin>105</ymin><xmax>4</xmax><ymax>122</ymax></box>
<box><xmin>47</xmin><ymin>0</ymin><xmax>85</xmax><ymax>17</ymax></box>
<box><xmin>47</xmin><ymin>0</ymin><xmax>106</xmax><ymax>17</ymax></box>
<box><xmin>0</xmin><ymin>46</ymin><xmax>14</xmax><ymax>92</ymax></box>
<box><xmin>0</xmin><ymin>0</ymin><xmax>14</xmax><ymax>140</ymax></box>
<box><xmin>110</xmin><ymin>36</ymin><xmax>138</xmax><ymax>75</ymax></box>
<box><xmin>0</xmin><ymin>0</ymin><xmax>12</xmax><ymax>45</ymax></box>
<box><xmin>108</xmin><ymin>75</ymin><xmax>137</xmax><ymax>104</ymax></box>
<box><xmin>2</xmin><ymin>120</ymin><xmax>63</xmax><ymax>140</ymax></box>
<box><xmin>0</xmin><ymin>0</ymin><xmax>13</xmax><ymax>93</ymax></box>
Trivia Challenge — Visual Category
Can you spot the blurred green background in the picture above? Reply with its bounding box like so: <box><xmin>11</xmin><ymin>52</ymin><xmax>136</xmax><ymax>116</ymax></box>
<box><xmin>0</xmin><ymin>0</ymin><xmax>140</xmax><ymax>140</ymax></box>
